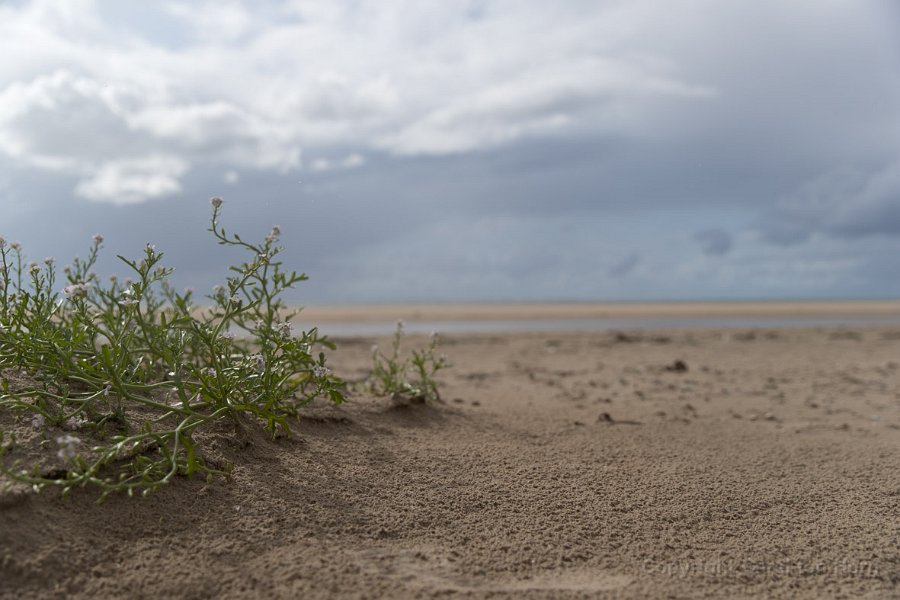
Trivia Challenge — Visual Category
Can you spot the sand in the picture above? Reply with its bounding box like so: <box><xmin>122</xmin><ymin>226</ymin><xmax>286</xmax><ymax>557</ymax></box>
<box><xmin>2</xmin><ymin>322</ymin><xmax>900</xmax><ymax>598</ymax></box>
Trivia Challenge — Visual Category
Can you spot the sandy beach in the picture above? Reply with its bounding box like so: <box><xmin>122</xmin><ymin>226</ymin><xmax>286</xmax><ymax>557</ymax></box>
<box><xmin>2</xmin><ymin>308</ymin><xmax>900</xmax><ymax>598</ymax></box>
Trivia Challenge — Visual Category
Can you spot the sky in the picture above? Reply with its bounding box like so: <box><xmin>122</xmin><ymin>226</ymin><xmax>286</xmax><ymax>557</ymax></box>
<box><xmin>1</xmin><ymin>0</ymin><xmax>899</xmax><ymax>304</ymax></box>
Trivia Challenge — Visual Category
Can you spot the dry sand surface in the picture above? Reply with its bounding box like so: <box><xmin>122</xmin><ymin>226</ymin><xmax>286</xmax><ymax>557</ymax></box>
<box><xmin>2</xmin><ymin>325</ymin><xmax>900</xmax><ymax>598</ymax></box>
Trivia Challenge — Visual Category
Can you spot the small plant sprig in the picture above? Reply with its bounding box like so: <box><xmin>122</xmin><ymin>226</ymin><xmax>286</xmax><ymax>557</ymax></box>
<box><xmin>0</xmin><ymin>197</ymin><xmax>344</xmax><ymax>500</ymax></box>
<box><xmin>369</xmin><ymin>321</ymin><xmax>448</xmax><ymax>403</ymax></box>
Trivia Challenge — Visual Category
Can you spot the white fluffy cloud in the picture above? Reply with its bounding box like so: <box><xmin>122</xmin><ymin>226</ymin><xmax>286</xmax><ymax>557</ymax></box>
<box><xmin>0</xmin><ymin>67</ymin><xmax>303</xmax><ymax>203</ymax></box>
<box><xmin>74</xmin><ymin>155</ymin><xmax>189</xmax><ymax>205</ymax></box>
<box><xmin>0</xmin><ymin>0</ymin><xmax>718</xmax><ymax>203</ymax></box>
<box><xmin>378</xmin><ymin>57</ymin><xmax>714</xmax><ymax>156</ymax></box>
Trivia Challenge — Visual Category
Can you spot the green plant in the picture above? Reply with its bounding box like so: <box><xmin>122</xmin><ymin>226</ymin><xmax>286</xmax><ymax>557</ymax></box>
<box><xmin>369</xmin><ymin>321</ymin><xmax>448</xmax><ymax>403</ymax></box>
<box><xmin>0</xmin><ymin>197</ymin><xmax>344</xmax><ymax>500</ymax></box>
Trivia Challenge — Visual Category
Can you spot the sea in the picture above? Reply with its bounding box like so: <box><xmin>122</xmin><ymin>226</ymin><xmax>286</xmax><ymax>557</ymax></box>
<box><xmin>296</xmin><ymin>314</ymin><xmax>900</xmax><ymax>337</ymax></box>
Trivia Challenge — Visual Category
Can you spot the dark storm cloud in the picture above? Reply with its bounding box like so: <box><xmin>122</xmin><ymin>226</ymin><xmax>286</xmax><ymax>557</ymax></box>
<box><xmin>760</xmin><ymin>162</ymin><xmax>900</xmax><ymax>245</ymax></box>
<box><xmin>694</xmin><ymin>229</ymin><xmax>732</xmax><ymax>256</ymax></box>
<box><xmin>608</xmin><ymin>253</ymin><xmax>640</xmax><ymax>278</ymax></box>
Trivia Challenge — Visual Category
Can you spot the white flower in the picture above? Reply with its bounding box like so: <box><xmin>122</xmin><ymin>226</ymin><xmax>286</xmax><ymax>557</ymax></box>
<box><xmin>56</xmin><ymin>434</ymin><xmax>82</xmax><ymax>462</ymax></box>
<box><xmin>266</xmin><ymin>226</ymin><xmax>281</xmax><ymax>242</ymax></box>
<box><xmin>10</xmin><ymin>241</ymin><xmax>21</xmax><ymax>251</ymax></box>
<box><xmin>28</xmin><ymin>262</ymin><xmax>40</xmax><ymax>274</ymax></box>
<box><xmin>92</xmin><ymin>233</ymin><xmax>104</xmax><ymax>245</ymax></box>
<box><xmin>253</xmin><ymin>354</ymin><xmax>266</xmax><ymax>372</ymax></box>
<box><xmin>313</xmin><ymin>365</ymin><xmax>330</xmax><ymax>379</ymax></box>
<box><xmin>31</xmin><ymin>414</ymin><xmax>45</xmax><ymax>430</ymax></box>
<box><xmin>278</xmin><ymin>321</ymin><xmax>293</xmax><ymax>337</ymax></box>
<box><xmin>44</xmin><ymin>256</ymin><xmax>55</xmax><ymax>267</ymax></box>
<box><xmin>63</xmin><ymin>416</ymin><xmax>88</xmax><ymax>431</ymax></box>
<box><xmin>210</xmin><ymin>196</ymin><xmax>223</xmax><ymax>208</ymax></box>
<box><xmin>64</xmin><ymin>283</ymin><xmax>89</xmax><ymax>299</ymax></box>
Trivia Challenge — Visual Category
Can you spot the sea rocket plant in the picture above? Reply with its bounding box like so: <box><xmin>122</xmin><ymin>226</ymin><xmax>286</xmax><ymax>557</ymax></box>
<box><xmin>0</xmin><ymin>198</ymin><xmax>345</xmax><ymax>499</ymax></box>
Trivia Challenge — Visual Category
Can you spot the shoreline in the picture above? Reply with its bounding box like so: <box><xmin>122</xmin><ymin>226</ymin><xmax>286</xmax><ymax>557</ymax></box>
<box><xmin>295</xmin><ymin>299</ymin><xmax>900</xmax><ymax>323</ymax></box>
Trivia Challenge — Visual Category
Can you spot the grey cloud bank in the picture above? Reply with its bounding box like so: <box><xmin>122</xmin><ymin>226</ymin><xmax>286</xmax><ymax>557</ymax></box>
<box><xmin>1</xmin><ymin>0</ymin><xmax>899</xmax><ymax>303</ymax></box>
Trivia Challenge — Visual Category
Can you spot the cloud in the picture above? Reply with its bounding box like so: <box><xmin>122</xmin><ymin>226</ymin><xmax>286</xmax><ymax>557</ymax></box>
<box><xmin>694</xmin><ymin>228</ymin><xmax>733</xmax><ymax>256</ymax></box>
<box><xmin>0</xmin><ymin>0</ymin><xmax>720</xmax><ymax>203</ymax></box>
<box><xmin>161</xmin><ymin>0</ymin><xmax>262</xmax><ymax>43</ymax></box>
<box><xmin>0</xmin><ymin>70</ymin><xmax>140</xmax><ymax>171</ymax></box>
<box><xmin>761</xmin><ymin>161</ymin><xmax>900</xmax><ymax>245</ymax></box>
<box><xmin>2</xmin><ymin>1</ymin><xmax>900</xmax><ymax>302</ymax></box>
<box><xmin>377</xmin><ymin>57</ymin><xmax>714</xmax><ymax>156</ymax></box>
<box><xmin>310</xmin><ymin>153</ymin><xmax>366</xmax><ymax>172</ymax></box>
<box><xmin>125</xmin><ymin>100</ymin><xmax>301</xmax><ymax>171</ymax></box>
<box><xmin>0</xmin><ymin>69</ymin><xmax>302</xmax><ymax>203</ymax></box>
<box><xmin>608</xmin><ymin>253</ymin><xmax>640</xmax><ymax>278</ymax></box>
<box><xmin>832</xmin><ymin>161</ymin><xmax>900</xmax><ymax>237</ymax></box>
<box><xmin>74</xmin><ymin>155</ymin><xmax>189</xmax><ymax>205</ymax></box>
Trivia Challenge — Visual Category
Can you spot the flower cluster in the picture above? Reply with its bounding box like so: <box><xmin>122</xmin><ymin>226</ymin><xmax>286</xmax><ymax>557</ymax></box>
<box><xmin>56</xmin><ymin>434</ymin><xmax>82</xmax><ymax>463</ymax></box>
<box><xmin>63</xmin><ymin>283</ymin><xmax>90</xmax><ymax>299</ymax></box>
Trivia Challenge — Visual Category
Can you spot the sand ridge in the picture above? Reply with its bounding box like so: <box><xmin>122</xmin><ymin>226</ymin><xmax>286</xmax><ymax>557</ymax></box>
<box><xmin>1</xmin><ymin>326</ymin><xmax>899</xmax><ymax>598</ymax></box>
